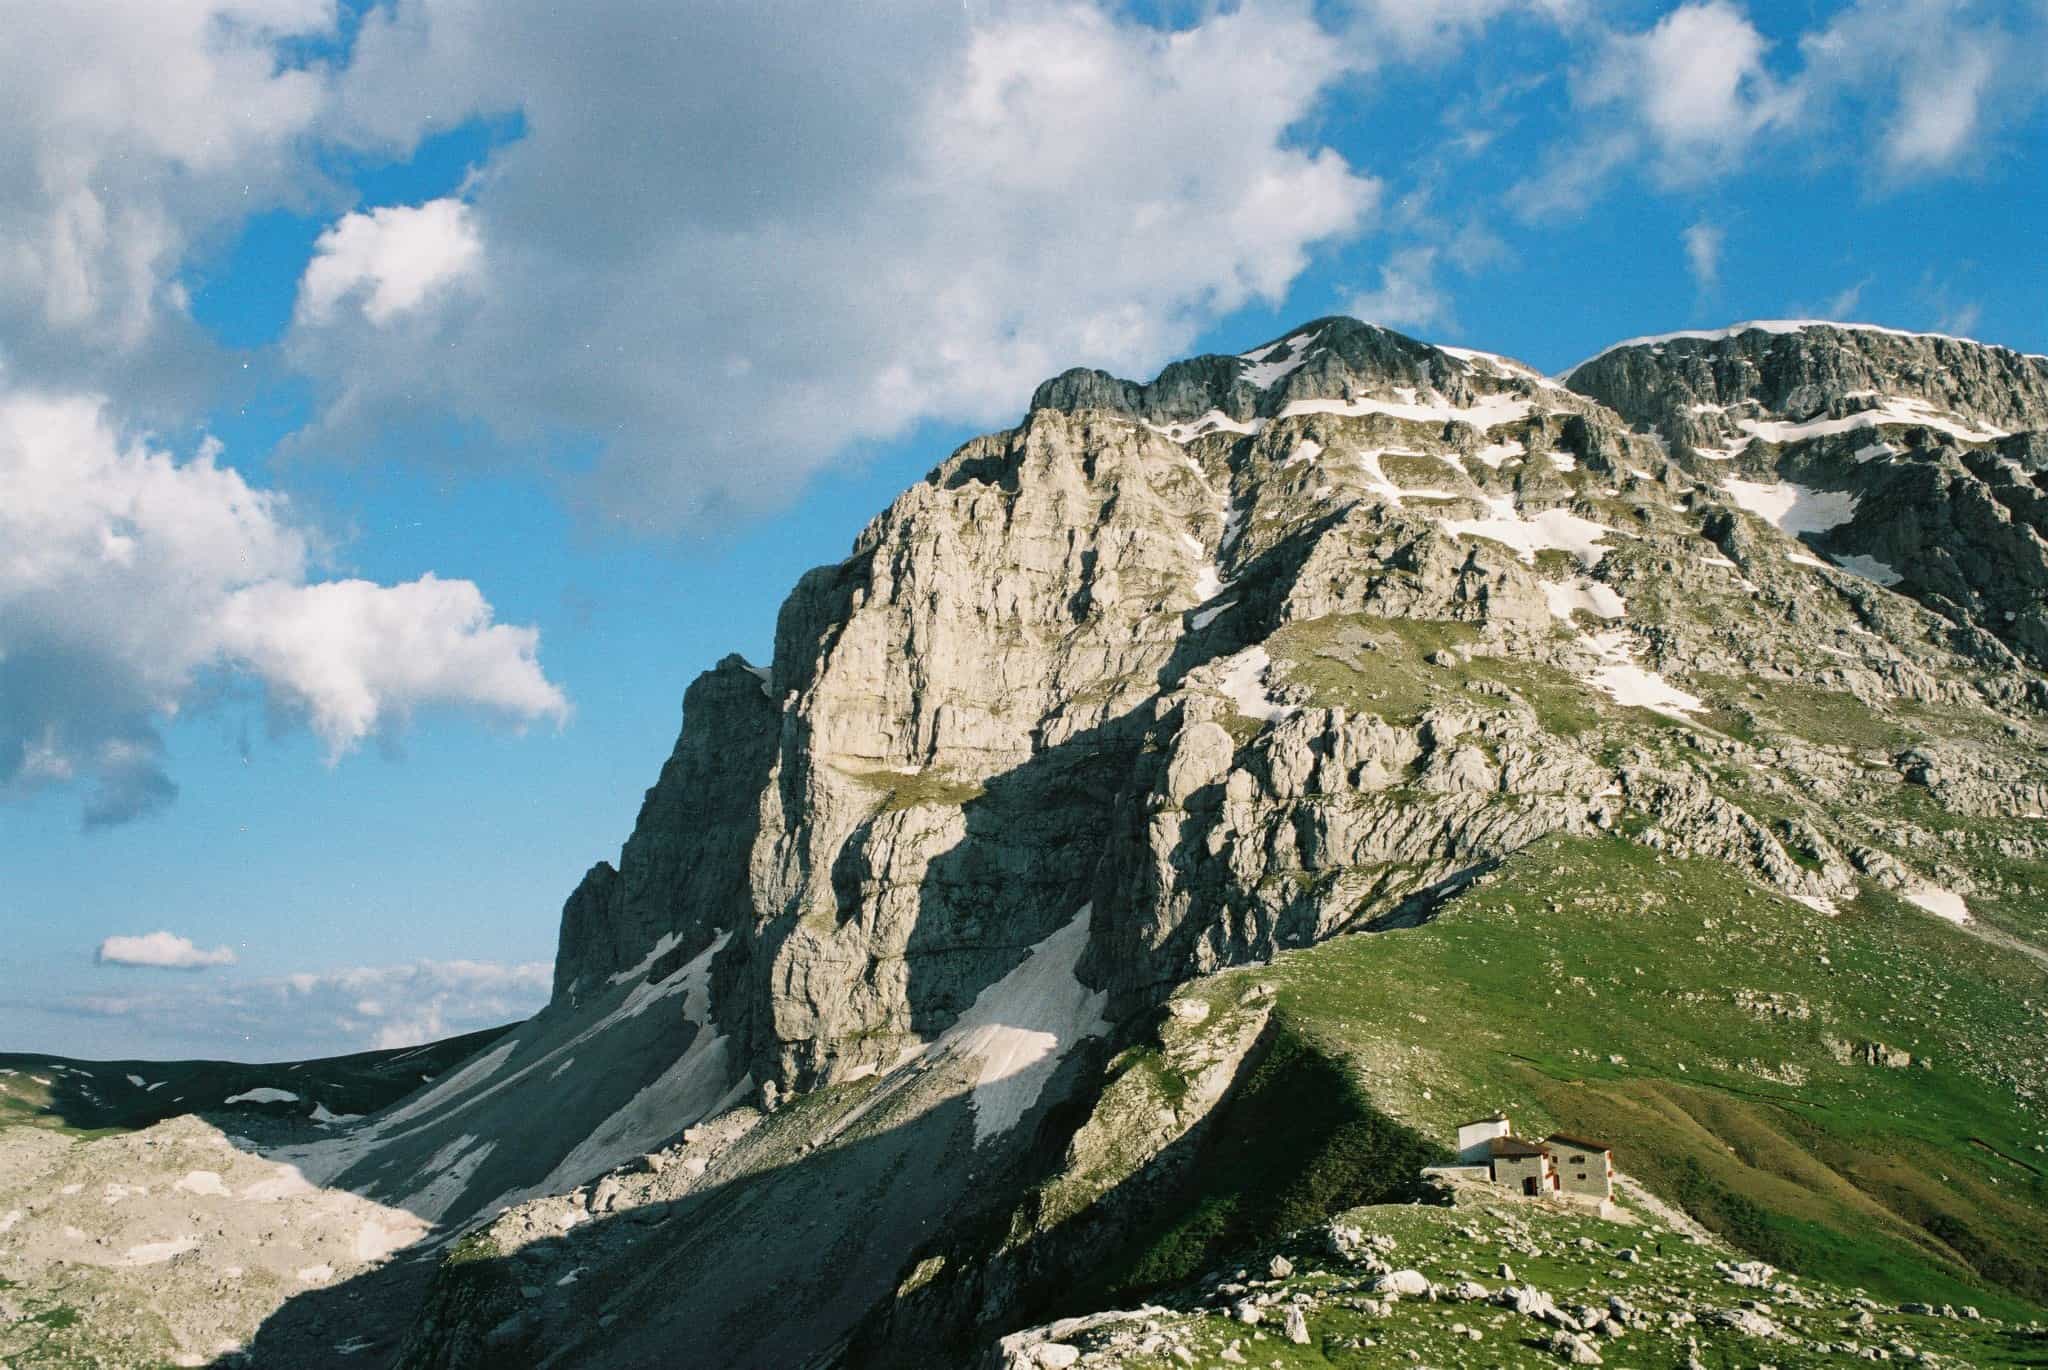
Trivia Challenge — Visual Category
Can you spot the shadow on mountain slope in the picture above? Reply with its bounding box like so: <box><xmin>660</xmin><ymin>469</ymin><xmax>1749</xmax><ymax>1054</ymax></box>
<box><xmin>214</xmin><ymin>1005</ymin><xmax>1449</xmax><ymax>1370</ymax></box>
<box><xmin>842</xmin><ymin>1011</ymin><xmax>1449</xmax><ymax>1370</ymax></box>
<box><xmin>211</xmin><ymin>1043</ymin><xmax>1109</xmax><ymax>1369</ymax></box>
<box><xmin>0</xmin><ymin>1026</ymin><xmax>515</xmax><ymax>1136</ymax></box>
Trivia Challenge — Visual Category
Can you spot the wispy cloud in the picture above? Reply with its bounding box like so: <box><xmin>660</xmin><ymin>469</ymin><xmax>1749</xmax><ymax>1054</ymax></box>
<box><xmin>55</xmin><ymin>958</ymin><xmax>552</xmax><ymax>1057</ymax></box>
<box><xmin>1937</xmin><ymin>299</ymin><xmax>1984</xmax><ymax>336</ymax></box>
<box><xmin>1796</xmin><ymin>277</ymin><xmax>1870</xmax><ymax>321</ymax></box>
<box><xmin>1514</xmin><ymin>0</ymin><xmax>2048</xmax><ymax>219</ymax></box>
<box><xmin>1348</xmin><ymin>246</ymin><xmax>1455</xmax><ymax>332</ymax></box>
<box><xmin>1683</xmin><ymin>220</ymin><xmax>1726</xmax><ymax>292</ymax></box>
<box><xmin>1798</xmin><ymin>0</ymin><xmax>2040</xmax><ymax>181</ymax></box>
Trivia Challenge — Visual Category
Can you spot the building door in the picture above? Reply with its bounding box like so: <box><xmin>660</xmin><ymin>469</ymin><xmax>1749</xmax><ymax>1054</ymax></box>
<box><xmin>1523</xmin><ymin>1177</ymin><xmax>1539</xmax><ymax>1196</ymax></box>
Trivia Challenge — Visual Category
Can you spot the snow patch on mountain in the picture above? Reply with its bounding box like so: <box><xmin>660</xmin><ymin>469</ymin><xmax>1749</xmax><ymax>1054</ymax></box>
<box><xmin>1239</xmin><ymin>332</ymin><xmax>1317</xmax><ymax>389</ymax></box>
<box><xmin>1280</xmin><ymin>391</ymin><xmax>1534</xmax><ymax>429</ymax></box>
<box><xmin>1434</xmin><ymin>344</ymin><xmax>1565</xmax><ymax>390</ymax></box>
<box><xmin>1358</xmin><ymin>449</ymin><xmax>1457</xmax><ymax>505</ymax></box>
<box><xmin>512</xmin><ymin>1027</ymin><xmax>745</xmax><ymax>1207</ymax></box>
<box><xmin>1147</xmin><ymin>410</ymin><xmax>1261</xmax><ymax>443</ymax></box>
<box><xmin>402</xmin><ymin>1135</ymin><xmax>496</xmax><ymax>1222</ymax></box>
<box><xmin>1738</xmin><ymin>395</ymin><xmax>2006</xmax><ymax>444</ymax></box>
<box><xmin>1905</xmin><ymin>888</ymin><xmax>1970</xmax><ymax>925</ymax></box>
<box><xmin>224</xmin><ymin>1088</ymin><xmax>298</xmax><ymax>1106</ymax></box>
<box><xmin>1722</xmin><ymin>480</ymin><xmax>1859</xmax><ymax>536</ymax></box>
<box><xmin>934</xmin><ymin>904</ymin><xmax>1108</xmax><ymax>1145</ymax></box>
<box><xmin>1440</xmin><ymin>496</ymin><xmax>1616</xmax><ymax>567</ymax></box>
<box><xmin>1468</xmin><ymin>439</ymin><xmax>1524</xmax><ymax>469</ymax></box>
<box><xmin>1211</xmin><ymin>646</ymin><xmax>1297</xmax><ymax>723</ymax></box>
<box><xmin>1580</xmin><ymin>631</ymin><xmax>1702</xmax><ymax>718</ymax></box>
<box><xmin>1545</xmin><ymin>580</ymin><xmax>1627</xmax><ymax>621</ymax></box>
<box><xmin>1832</xmin><ymin>554</ymin><xmax>1902</xmax><ymax>586</ymax></box>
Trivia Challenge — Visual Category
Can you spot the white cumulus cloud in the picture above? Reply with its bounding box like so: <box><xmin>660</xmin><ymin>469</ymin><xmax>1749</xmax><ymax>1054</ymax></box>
<box><xmin>0</xmin><ymin>386</ymin><xmax>567</xmax><ymax>824</ymax></box>
<box><xmin>0</xmin><ymin>0</ymin><xmax>336</xmax><ymax>407</ymax></box>
<box><xmin>1577</xmin><ymin>1</ymin><xmax>1797</xmax><ymax>181</ymax></box>
<box><xmin>96</xmin><ymin>931</ymin><xmax>238</xmax><ymax>970</ymax></box>
<box><xmin>296</xmin><ymin>198</ymin><xmax>483</xmax><ymax>327</ymax></box>
<box><xmin>285</xmin><ymin>0</ymin><xmax>1380</xmax><ymax>530</ymax></box>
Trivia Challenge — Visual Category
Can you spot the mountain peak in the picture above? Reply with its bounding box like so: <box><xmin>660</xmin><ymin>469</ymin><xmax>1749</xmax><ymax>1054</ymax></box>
<box><xmin>1027</xmin><ymin>314</ymin><xmax>1562</xmax><ymax>433</ymax></box>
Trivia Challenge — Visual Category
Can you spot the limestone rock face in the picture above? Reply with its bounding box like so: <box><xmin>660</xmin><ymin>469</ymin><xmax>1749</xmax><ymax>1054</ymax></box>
<box><xmin>548</xmin><ymin>313</ymin><xmax>2048</xmax><ymax>1115</ymax></box>
<box><xmin>551</xmin><ymin>654</ymin><xmax>780</xmax><ymax>1000</ymax></box>
<box><xmin>1568</xmin><ymin>323</ymin><xmax>2048</xmax><ymax>666</ymax></box>
<box><xmin>1566</xmin><ymin>323</ymin><xmax>2048</xmax><ymax>449</ymax></box>
<box><xmin>21</xmin><ymin>315</ymin><xmax>2048</xmax><ymax>1370</ymax></box>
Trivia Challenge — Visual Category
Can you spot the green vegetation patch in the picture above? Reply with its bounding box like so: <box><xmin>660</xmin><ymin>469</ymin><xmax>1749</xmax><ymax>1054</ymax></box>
<box><xmin>1265</xmin><ymin>611</ymin><xmax>1602</xmax><ymax>737</ymax></box>
<box><xmin>1264</xmin><ymin>615</ymin><xmax>1480</xmax><ymax>726</ymax></box>
<box><xmin>1095</xmin><ymin>1018</ymin><xmax>1447</xmax><ymax>1301</ymax></box>
<box><xmin>1376</xmin><ymin>453</ymin><xmax>1466</xmax><ymax>490</ymax></box>
<box><xmin>847</xmin><ymin>766</ymin><xmax>988</xmax><ymax>813</ymax></box>
<box><xmin>1689</xmin><ymin>674</ymin><xmax>1910</xmax><ymax>753</ymax></box>
<box><xmin>1198</xmin><ymin>832</ymin><xmax>2048</xmax><ymax>1317</ymax></box>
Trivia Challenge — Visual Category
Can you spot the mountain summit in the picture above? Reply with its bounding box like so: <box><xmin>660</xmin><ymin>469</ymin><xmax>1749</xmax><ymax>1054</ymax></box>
<box><xmin>7</xmin><ymin>318</ymin><xmax>2046</xmax><ymax>1368</ymax></box>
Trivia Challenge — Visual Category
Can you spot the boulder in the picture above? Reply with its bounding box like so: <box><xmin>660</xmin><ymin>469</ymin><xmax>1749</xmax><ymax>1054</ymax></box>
<box><xmin>1547</xmin><ymin>1330</ymin><xmax>1604</xmax><ymax>1364</ymax></box>
<box><xmin>1711</xmin><ymin>1307</ymin><xmax>1780</xmax><ymax>1338</ymax></box>
<box><xmin>1374</xmin><ymin>1269</ymin><xmax>1432</xmax><ymax>1298</ymax></box>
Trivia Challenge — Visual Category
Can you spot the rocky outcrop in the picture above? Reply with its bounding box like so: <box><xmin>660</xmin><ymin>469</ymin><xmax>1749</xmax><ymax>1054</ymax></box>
<box><xmin>1029</xmin><ymin>316</ymin><xmax>1527</xmax><ymax>426</ymax></box>
<box><xmin>552</xmin><ymin>654</ymin><xmax>780</xmax><ymax>999</ymax></box>
<box><xmin>1566</xmin><ymin>323</ymin><xmax>2048</xmax><ymax>450</ymax></box>
<box><xmin>1567</xmin><ymin>322</ymin><xmax>2048</xmax><ymax>666</ymax></box>
<box><xmin>537</xmin><ymin>315</ymin><xmax>2048</xmax><ymax>1119</ymax></box>
<box><xmin>18</xmin><ymin>314</ymin><xmax>2048</xmax><ymax>1370</ymax></box>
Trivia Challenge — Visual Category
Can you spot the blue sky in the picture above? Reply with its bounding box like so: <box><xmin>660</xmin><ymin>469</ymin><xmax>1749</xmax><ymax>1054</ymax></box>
<box><xmin>2</xmin><ymin>0</ymin><xmax>2044</xmax><ymax>1060</ymax></box>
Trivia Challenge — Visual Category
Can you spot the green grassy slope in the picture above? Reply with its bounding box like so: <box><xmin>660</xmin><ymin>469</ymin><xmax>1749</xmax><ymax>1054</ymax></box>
<box><xmin>1175</xmin><ymin>833</ymin><xmax>2047</xmax><ymax>1318</ymax></box>
<box><xmin>1095</xmin><ymin>1021</ymin><xmax>1448</xmax><ymax>1301</ymax></box>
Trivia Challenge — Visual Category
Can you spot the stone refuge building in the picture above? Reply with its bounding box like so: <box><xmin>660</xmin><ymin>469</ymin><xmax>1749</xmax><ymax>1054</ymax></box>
<box><xmin>1422</xmin><ymin>1114</ymin><xmax>1615</xmax><ymax>1208</ymax></box>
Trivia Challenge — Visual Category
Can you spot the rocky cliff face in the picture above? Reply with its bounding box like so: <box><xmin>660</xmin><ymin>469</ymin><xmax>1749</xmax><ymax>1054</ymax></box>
<box><xmin>1567</xmin><ymin>322</ymin><xmax>2048</xmax><ymax>665</ymax></box>
<box><xmin>550</xmin><ymin>317</ymin><xmax>2048</xmax><ymax>1126</ymax></box>
<box><xmin>547</xmin><ymin>319</ymin><xmax>1614</xmax><ymax>1100</ymax></box>
<box><xmin>552</xmin><ymin>655</ymin><xmax>779</xmax><ymax>1001</ymax></box>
